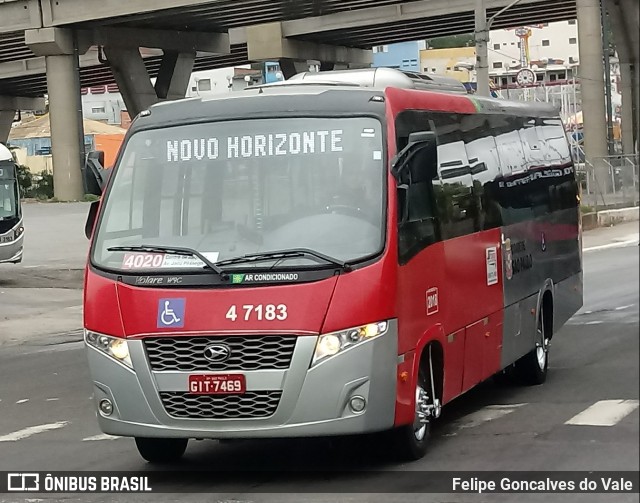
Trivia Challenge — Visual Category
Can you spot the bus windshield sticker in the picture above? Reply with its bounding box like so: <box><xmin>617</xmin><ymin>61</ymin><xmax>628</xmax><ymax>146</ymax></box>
<box><xmin>486</xmin><ymin>247</ymin><xmax>498</xmax><ymax>286</ymax></box>
<box><xmin>122</xmin><ymin>252</ymin><xmax>220</xmax><ymax>270</ymax></box>
<box><xmin>166</xmin><ymin>130</ymin><xmax>345</xmax><ymax>163</ymax></box>
<box><xmin>373</xmin><ymin>151</ymin><xmax>382</xmax><ymax>160</ymax></box>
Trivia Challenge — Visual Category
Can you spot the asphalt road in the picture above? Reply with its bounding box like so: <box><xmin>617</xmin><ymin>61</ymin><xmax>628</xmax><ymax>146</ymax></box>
<box><xmin>0</xmin><ymin>237</ymin><xmax>637</xmax><ymax>502</ymax></box>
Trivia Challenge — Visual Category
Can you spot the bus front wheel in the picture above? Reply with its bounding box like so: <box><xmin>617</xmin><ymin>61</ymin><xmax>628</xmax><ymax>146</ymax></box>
<box><xmin>393</xmin><ymin>368</ymin><xmax>437</xmax><ymax>460</ymax></box>
<box><xmin>134</xmin><ymin>437</ymin><xmax>188</xmax><ymax>463</ymax></box>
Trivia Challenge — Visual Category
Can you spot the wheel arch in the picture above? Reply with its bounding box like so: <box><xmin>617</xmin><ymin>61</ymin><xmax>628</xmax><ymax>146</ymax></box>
<box><xmin>413</xmin><ymin>327</ymin><xmax>445</xmax><ymax>407</ymax></box>
<box><xmin>537</xmin><ymin>279</ymin><xmax>555</xmax><ymax>339</ymax></box>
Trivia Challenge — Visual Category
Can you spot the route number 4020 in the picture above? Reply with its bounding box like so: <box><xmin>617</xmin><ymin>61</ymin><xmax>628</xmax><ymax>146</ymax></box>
<box><xmin>225</xmin><ymin>304</ymin><xmax>288</xmax><ymax>322</ymax></box>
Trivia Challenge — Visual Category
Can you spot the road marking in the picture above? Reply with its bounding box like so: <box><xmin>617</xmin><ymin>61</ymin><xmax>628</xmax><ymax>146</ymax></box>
<box><xmin>585</xmin><ymin>320</ymin><xmax>603</xmax><ymax>325</ymax></box>
<box><xmin>0</xmin><ymin>421</ymin><xmax>69</xmax><ymax>442</ymax></box>
<box><xmin>565</xmin><ymin>400</ymin><xmax>640</xmax><ymax>426</ymax></box>
<box><xmin>583</xmin><ymin>236</ymin><xmax>639</xmax><ymax>252</ymax></box>
<box><xmin>615</xmin><ymin>304</ymin><xmax>634</xmax><ymax>311</ymax></box>
<box><xmin>46</xmin><ymin>398</ymin><xmax>59</xmax><ymax>402</ymax></box>
<box><xmin>16</xmin><ymin>399</ymin><xmax>29</xmax><ymax>404</ymax></box>
<box><xmin>457</xmin><ymin>404</ymin><xmax>526</xmax><ymax>429</ymax></box>
<box><xmin>82</xmin><ymin>433</ymin><xmax>122</xmax><ymax>441</ymax></box>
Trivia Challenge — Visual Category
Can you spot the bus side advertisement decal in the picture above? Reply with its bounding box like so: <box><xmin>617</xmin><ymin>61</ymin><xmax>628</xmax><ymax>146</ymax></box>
<box><xmin>486</xmin><ymin>247</ymin><xmax>499</xmax><ymax>286</ymax></box>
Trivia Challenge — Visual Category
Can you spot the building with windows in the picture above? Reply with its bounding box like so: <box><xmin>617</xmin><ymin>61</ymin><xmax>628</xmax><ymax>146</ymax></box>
<box><xmin>487</xmin><ymin>20</ymin><xmax>579</xmax><ymax>87</ymax></box>
<box><xmin>81</xmin><ymin>63</ymin><xmax>284</xmax><ymax>127</ymax></box>
<box><xmin>417</xmin><ymin>20</ymin><xmax>581</xmax><ymax>89</ymax></box>
<box><xmin>373</xmin><ymin>41</ymin><xmax>426</xmax><ymax>72</ymax></box>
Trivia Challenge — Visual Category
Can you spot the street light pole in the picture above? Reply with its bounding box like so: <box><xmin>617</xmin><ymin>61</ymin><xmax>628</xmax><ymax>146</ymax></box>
<box><xmin>475</xmin><ymin>0</ymin><xmax>490</xmax><ymax>96</ymax></box>
<box><xmin>475</xmin><ymin>0</ymin><xmax>526</xmax><ymax>96</ymax></box>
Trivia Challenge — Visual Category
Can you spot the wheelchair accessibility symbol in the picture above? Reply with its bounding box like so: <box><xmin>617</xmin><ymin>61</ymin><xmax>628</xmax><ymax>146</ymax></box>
<box><xmin>157</xmin><ymin>298</ymin><xmax>185</xmax><ymax>328</ymax></box>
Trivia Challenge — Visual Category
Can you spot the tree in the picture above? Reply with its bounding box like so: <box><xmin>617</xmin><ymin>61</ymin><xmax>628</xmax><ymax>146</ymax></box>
<box><xmin>426</xmin><ymin>34</ymin><xmax>475</xmax><ymax>49</ymax></box>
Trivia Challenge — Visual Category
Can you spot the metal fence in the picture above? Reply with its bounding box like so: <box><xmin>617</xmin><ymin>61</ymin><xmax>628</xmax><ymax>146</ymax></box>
<box><xmin>576</xmin><ymin>153</ymin><xmax>639</xmax><ymax>210</ymax></box>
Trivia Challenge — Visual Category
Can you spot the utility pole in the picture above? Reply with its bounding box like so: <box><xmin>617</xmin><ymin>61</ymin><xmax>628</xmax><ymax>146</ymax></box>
<box><xmin>475</xmin><ymin>0</ymin><xmax>490</xmax><ymax>96</ymax></box>
<box><xmin>600</xmin><ymin>3</ymin><xmax>615</xmax><ymax>155</ymax></box>
<box><xmin>475</xmin><ymin>0</ymin><xmax>526</xmax><ymax>96</ymax></box>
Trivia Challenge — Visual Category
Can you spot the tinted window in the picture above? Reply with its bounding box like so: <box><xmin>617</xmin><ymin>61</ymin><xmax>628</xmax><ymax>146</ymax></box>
<box><xmin>394</xmin><ymin>109</ymin><xmax>577</xmax><ymax>263</ymax></box>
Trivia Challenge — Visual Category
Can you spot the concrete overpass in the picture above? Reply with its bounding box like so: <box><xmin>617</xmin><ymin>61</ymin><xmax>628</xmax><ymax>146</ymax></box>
<box><xmin>0</xmin><ymin>0</ymin><xmax>637</xmax><ymax>200</ymax></box>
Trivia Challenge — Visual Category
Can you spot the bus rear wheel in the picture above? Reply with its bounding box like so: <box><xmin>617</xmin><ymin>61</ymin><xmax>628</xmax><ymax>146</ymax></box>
<box><xmin>515</xmin><ymin>306</ymin><xmax>550</xmax><ymax>385</ymax></box>
<box><xmin>134</xmin><ymin>437</ymin><xmax>188</xmax><ymax>464</ymax></box>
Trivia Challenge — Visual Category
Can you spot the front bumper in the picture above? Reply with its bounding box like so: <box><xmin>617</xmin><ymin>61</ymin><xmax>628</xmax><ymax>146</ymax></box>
<box><xmin>0</xmin><ymin>232</ymin><xmax>23</xmax><ymax>264</ymax></box>
<box><xmin>86</xmin><ymin>320</ymin><xmax>398</xmax><ymax>438</ymax></box>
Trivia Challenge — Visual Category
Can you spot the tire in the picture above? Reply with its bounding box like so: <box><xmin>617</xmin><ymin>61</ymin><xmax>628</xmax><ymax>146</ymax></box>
<box><xmin>134</xmin><ymin>437</ymin><xmax>188</xmax><ymax>464</ymax></box>
<box><xmin>514</xmin><ymin>306</ymin><xmax>550</xmax><ymax>386</ymax></box>
<box><xmin>392</xmin><ymin>369</ymin><xmax>436</xmax><ymax>461</ymax></box>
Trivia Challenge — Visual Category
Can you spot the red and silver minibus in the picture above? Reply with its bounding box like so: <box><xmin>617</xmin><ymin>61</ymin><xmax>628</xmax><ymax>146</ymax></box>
<box><xmin>82</xmin><ymin>68</ymin><xmax>582</xmax><ymax>462</ymax></box>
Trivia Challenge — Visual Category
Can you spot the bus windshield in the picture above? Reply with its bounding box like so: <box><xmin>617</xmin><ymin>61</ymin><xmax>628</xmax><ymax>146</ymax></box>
<box><xmin>0</xmin><ymin>161</ymin><xmax>18</xmax><ymax>221</ymax></box>
<box><xmin>92</xmin><ymin>117</ymin><xmax>386</xmax><ymax>272</ymax></box>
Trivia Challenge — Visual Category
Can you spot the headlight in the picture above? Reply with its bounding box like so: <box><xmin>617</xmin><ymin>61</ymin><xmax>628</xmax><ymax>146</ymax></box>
<box><xmin>85</xmin><ymin>330</ymin><xmax>132</xmax><ymax>368</ymax></box>
<box><xmin>312</xmin><ymin>321</ymin><xmax>388</xmax><ymax>366</ymax></box>
<box><xmin>14</xmin><ymin>226</ymin><xmax>24</xmax><ymax>239</ymax></box>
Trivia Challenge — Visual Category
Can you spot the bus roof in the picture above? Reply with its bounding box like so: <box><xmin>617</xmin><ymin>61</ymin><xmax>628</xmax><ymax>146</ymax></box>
<box><xmin>0</xmin><ymin>143</ymin><xmax>13</xmax><ymax>162</ymax></box>
<box><xmin>134</xmin><ymin>68</ymin><xmax>560</xmax><ymax>131</ymax></box>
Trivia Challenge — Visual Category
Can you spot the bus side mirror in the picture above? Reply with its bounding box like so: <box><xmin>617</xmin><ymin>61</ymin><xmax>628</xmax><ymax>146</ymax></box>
<box><xmin>83</xmin><ymin>150</ymin><xmax>107</xmax><ymax>196</ymax></box>
<box><xmin>85</xmin><ymin>200</ymin><xmax>99</xmax><ymax>240</ymax></box>
<box><xmin>391</xmin><ymin>131</ymin><xmax>437</xmax><ymax>183</ymax></box>
<box><xmin>397</xmin><ymin>184</ymin><xmax>409</xmax><ymax>225</ymax></box>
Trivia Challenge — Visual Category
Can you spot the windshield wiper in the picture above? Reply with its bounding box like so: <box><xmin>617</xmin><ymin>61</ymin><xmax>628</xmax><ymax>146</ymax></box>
<box><xmin>107</xmin><ymin>245</ymin><xmax>227</xmax><ymax>277</ymax></box>
<box><xmin>215</xmin><ymin>248</ymin><xmax>353</xmax><ymax>272</ymax></box>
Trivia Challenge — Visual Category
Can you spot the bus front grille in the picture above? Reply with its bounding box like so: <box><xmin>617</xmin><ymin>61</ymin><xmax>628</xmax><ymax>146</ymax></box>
<box><xmin>159</xmin><ymin>391</ymin><xmax>282</xmax><ymax>419</ymax></box>
<box><xmin>144</xmin><ymin>335</ymin><xmax>297</xmax><ymax>371</ymax></box>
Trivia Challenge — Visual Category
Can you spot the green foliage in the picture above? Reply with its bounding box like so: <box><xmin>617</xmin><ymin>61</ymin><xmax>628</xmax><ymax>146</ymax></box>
<box><xmin>82</xmin><ymin>194</ymin><xmax>100</xmax><ymax>202</ymax></box>
<box><xmin>16</xmin><ymin>167</ymin><xmax>55</xmax><ymax>200</ymax></box>
<box><xmin>426</xmin><ymin>34</ymin><xmax>475</xmax><ymax>49</ymax></box>
<box><xmin>15</xmin><ymin>164</ymin><xmax>33</xmax><ymax>196</ymax></box>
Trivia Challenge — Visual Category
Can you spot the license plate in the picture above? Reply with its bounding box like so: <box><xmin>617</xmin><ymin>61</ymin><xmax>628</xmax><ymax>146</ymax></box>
<box><xmin>188</xmin><ymin>374</ymin><xmax>246</xmax><ymax>395</ymax></box>
<box><xmin>0</xmin><ymin>235</ymin><xmax>13</xmax><ymax>244</ymax></box>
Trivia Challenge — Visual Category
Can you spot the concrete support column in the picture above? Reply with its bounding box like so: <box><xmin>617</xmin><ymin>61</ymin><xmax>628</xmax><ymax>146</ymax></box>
<box><xmin>45</xmin><ymin>53</ymin><xmax>85</xmax><ymax>201</ymax></box>
<box><xmin>618</xmin><ymin>63</ymin><xmax>636</xmax><ymax>155</ymax></box>
<box><xmin>607</xmin><ymin>0</ymin><xmax>637</xmax><ymax>154</ymax></box>
<box><xmin>0</xmin><ymin>110</ymin><xmax>14</xmax><ymax>144</ymax></box>
<box><xmin>155</xmin><ymin>51</ymin><xmax>196</xmax><ymax>101</ymax></box>
<box><xmin>633</xmin><ymin>60</ymin><xmax>640</xmax><ymax>154</ymax></box>
<box><xmin>104</xmin><ymin>46</ymin><xmax>195</xmax><ymax>118</ymax></box>
<box><xmin>577</xmin><ymin>0</ymin><xmax>610</xmax><ymax>194</ymax></box>
<box><xmin>243</xmin><ymin>22</ymin><xmax>371</xmax><ymax>78</ymax></box>
<box><xmin>25</xmin><ymin>28</ymin><xmax>85</xmax><ymax>201</ymax></box>
<box><xmin>104</xmin><ymin>47</ymin><xmax>160</xmax><ymax>118</ymax></box>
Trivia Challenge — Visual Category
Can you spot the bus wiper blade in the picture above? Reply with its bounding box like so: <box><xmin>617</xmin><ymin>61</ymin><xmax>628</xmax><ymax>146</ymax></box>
<box><xmin>107</xmin><ymin>245</ymin><xmax>227</xmax><ymax>277</ymax></box>
<box><xmin>216</xmin><ymin>248</ymin><xmax>352</xmax><ymax>272</ymax></box>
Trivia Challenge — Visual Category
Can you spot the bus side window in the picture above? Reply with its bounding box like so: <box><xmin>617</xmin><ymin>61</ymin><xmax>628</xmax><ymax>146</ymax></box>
<box><xmin>398</xmin><ymin>148</ymin><xmax>440</xmax><ymax>264</ymax></box>
<box><xmin>462</xmin><ymin>115</ymin><xmax>504</xmax><ymax>230</ymax></box>
<box><xmin>394</xmin><ymin>110</ymin><xmax>443</xmax><ymax>264</ymax></box>
<box><xmin>429</xmin><ymin>114</ymin><xmax>480</xmax><ymax>239</ymax></box>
